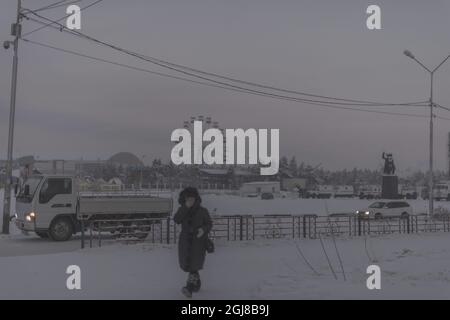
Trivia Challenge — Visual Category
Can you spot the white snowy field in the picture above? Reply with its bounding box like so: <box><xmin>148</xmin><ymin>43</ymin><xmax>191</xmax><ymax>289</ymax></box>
<box><xmin>152</xmin><ymin>191</ymin><xmax>450</xmax><ymax>216</ymax></box>
<box><xmin>1</xmin><ymin>233</ymin><xmax>450</xmax><ymax>299</ymax></box>
<box><xmin>201</xmin><ymin>194</ymin><xmax>448</xmax><ymax>216</ymax></box>
<box><xmin>4</xmin><ymin>187</ymin><xmax>450</xmax><ymax>219</ymax></box>
<box><xmin>2</xmin><ymin>188</ymin><xmax>450</xmax><ymax>299</ymax></box>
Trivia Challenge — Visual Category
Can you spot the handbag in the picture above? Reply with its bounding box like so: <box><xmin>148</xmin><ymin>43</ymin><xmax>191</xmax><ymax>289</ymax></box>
<box><xmin>205</xmin><ymin>236</ymin><xmax>215</xmax><ymax>253</ymax></box>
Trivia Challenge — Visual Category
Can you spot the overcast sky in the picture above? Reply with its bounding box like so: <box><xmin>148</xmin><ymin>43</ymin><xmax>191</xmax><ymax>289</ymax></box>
<box><xmin>2</xmin><ymin>0</ymin><xmax>450</xmax><ymax>173</ymax></box>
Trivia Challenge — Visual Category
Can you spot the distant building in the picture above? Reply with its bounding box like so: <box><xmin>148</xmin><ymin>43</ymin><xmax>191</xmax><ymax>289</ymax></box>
<box><xmin>108</xmin><ymin>152</ymin><xmax>144</xmax><ymax>168</ymax></box>
<box><xmin>34</xmin><ymin>160</ymin><xmax>77</xmax><ymax>175</ymax></box>
<box><xmin>240</xmin><ymin>181</ymin><xmax>280</xmax><ymax>196</ymax></box>
<box><xmin>198</xmin><ymin>168</ymin><xmax>230</xmax><ymax>188</ymax></box>
<box><xmin>281</xmin><ymin>178</ymin><xmax>307</xmax><ymax>191</ymax></box>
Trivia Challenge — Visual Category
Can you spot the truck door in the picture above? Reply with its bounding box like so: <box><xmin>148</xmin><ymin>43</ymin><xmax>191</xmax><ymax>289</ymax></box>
<box><xmin>35</xmin><ymin>177</ymin><xmax>74</xmax><ymax>229</ymax></box>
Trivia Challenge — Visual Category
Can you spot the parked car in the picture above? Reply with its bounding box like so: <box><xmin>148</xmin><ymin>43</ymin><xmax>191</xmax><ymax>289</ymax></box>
<box><xmin>356</xmin><ymin>201</ymin><xmax>412</xmax><ymax>219</ymax></box>
<box><xmin>261</xmin><ymin>192</ymin><xmax>274</xmax><ymax>200</ymax></box>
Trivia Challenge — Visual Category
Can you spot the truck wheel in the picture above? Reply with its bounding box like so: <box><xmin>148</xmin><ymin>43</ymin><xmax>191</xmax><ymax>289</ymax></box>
<box><xmin>401</xmin><ymin>212</ymin><xmax>409</xmax><ymax>219</ymax></box>
<box><xmin>35</xmin><ymin>231</ymin><xmax>49</xmax><ymax>238</ymax></box>
<box><xmin>49</xmin><ymin>217</ymin><xmax>74</xmax><ymax>241</ymax></box>
<box><xmin>374</xmin><ymin>213</ymin><xmax>382</xmax><ymax>220</ymax></box>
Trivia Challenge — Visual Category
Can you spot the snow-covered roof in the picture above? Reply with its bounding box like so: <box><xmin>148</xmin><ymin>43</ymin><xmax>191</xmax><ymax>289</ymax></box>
<box><xmin>199</xmin><ymin>168</ymin><xmax>228</xmax><ymax>175</ymax></box>
<box><xmin>108</xmin><ymin>177</ymin><xmax>123</xmax><ymax>185</ymax></box>
<box><xmin>234</xmin><ymin>170</ymin><xmax>253</xmax><ymax>176</ymax></box>
<box><xmin>242</xmin><ymin>181</ymin><xmax>280</xmax><ymax>186</ymax></box>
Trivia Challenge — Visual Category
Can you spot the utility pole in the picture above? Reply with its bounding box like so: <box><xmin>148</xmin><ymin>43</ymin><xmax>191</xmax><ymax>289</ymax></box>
<box><xmin>429</xmin><ymin>73</ymin><xmax>434</xmax><ymax>218</ymax></box>
<box><xmin>404</xmin><ymin>49</ymin><xmax>450</xmax><ymax>217</ymax></box>
<box><xmin>2</xmin><ymin>0</ymin><xmax>22</xmax><ymax>234</ymax></box>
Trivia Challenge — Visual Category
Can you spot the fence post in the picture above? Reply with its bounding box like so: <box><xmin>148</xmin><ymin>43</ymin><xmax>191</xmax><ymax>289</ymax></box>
<box><xmin>174</xmin><ymin>223</ymin><xmax>177</xmax><ymax>244</ymax></box>
<box><xmin>89</xmin><ymin>221</ymin><xmax>93</xmax><ymax>248</ymax></box>
<box><xmin>358</xmin><ymin>216</ymin><xmax>362</xmax><ymax>237</ymax></box>
<box><xmin>246</xmin><ymin>216</ymin><xmax>249</xmax><ymax>240</ymax></box>
<box><xmin>348</xmin><ymin>216</ymin><xmax>351</xmax><ymax>237</ymax></box>
<box><xmin>166</xmin><ymin>217</ymin><xmax>171</xmax><ymax>244</ymax></box>
<box><xmin>313</xmin><ymin>216</ymin><xmax>317</xmax><ymax>239</ymax></box>
<box><xmin>303</xmin><ymin>216</ymin><xmax>307</xmax><ymax>239</ymax></box>
<box><xmin>80</xmin><ymin>218</ymin><xmax>85</xmax><ymax>249</ymax></box>
<box><xmin>240</xmin><ymin>216</ymin><xmax>243</xmax><ymax>241</ymax></box>
<box><xmin>252</xmin><ymin>216</ymin><xmax>255</xmax><ymax>240</ymax></box>
<box><xmin>98</xmin><ymin>221</ymin><xmax>102</xmax><ymax>247</ymax></box>
<box><xmin>292</xmin><ymin>216</ymin><xmax>295</xmax><ymax>239</ymax></box>
<box><xmin>407</xmin><ymin>216</ymin><xmax>410</xmax><ymax>234</ymax></box>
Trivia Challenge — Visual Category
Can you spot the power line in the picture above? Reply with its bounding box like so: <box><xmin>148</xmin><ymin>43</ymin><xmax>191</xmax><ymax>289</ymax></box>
<box><xmin>35</xmin><ymin>0</ymin><xmax>85</xmax><ymax>12</ymax></box>
<box><xmin>22</xmin><ymin>0</ymin><xmax>103</xmax><ymax>37</ymax></box>
<box><xmin>435</xmin><ymin>103</ymin><xmax>450</xmax><ymax>113</ymax></box>
<box><xmin>22</xmin><ymin>38</ymin><xmax>430</xmax><ymax>119</ymax></box>
<box><xmin>22</xmin><ymin>8</ymin><xmax>428</xmax><ymax>108</ymax></box>
<box><xmin>21</xmin><ymin>38</ymin><xmax>295</xmax><ymax>95</ymax></box>
<box><xmin>24</xmin><ymin>13</ymin><xmax>429</xmax><ymax>109</ymax></box>
<box><xmin>22</xmin><ymin>0</ymin><xmax>77</xmax><ymax>14</ymax></box>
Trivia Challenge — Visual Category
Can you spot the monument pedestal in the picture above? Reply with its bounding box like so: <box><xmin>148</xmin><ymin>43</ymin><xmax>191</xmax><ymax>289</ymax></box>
<box><xmin>382</xmin><ymin>175</ymin><xmax>398</xmax><ymax>199</ymax></box>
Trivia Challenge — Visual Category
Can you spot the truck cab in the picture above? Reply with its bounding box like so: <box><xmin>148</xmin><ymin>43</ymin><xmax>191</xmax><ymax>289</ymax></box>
<box><xmin>15</xmin><ymin>174</ymin><xmax>77</xmax><ymax>240</ymax></box>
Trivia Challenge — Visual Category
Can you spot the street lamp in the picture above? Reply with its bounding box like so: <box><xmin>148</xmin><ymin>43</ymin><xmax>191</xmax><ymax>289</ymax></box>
<box><xmin>403</xmin><ymin>49</ymin><xmax>450</xmax><ymax>217</ymax></box>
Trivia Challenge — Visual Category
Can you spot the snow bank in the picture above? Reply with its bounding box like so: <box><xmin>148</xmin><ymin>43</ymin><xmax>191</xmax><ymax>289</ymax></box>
<box><xmin>1</xmin><ymin>233</ymin><xmax>450</xmax><ymax>299</ymax></box>
<box><xmin>201</xmin><ymin>194</ymin><xmax>442</xmax><ymax>216</ymax></box>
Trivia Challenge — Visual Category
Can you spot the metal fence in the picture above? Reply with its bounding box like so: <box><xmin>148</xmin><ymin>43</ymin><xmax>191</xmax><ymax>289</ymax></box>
<box><xmin>80</xmin><ymin>213</ymin><xmax>450</xmax><ymax>248</ymax></box>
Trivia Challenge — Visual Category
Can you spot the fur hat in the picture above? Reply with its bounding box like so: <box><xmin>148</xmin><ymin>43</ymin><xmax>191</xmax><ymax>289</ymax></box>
<box><xmin>178</xmin><ymin>187</ymin><xmax>201</xmax><ymax>205</ymax></box>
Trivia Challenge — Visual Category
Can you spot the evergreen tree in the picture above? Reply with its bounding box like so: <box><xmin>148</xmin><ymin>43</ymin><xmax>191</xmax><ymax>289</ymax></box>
<box><xmin>289</xmin><ymin>156</ymin><xmax>298</xmax><ymax>177</ymax></box>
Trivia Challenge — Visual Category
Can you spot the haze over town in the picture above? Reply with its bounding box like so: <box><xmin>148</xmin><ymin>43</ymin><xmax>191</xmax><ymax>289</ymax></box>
<box><xmin>2</xmin><ymin>0</ymin><xmax>450</xmax><ymax>172</ymax></box>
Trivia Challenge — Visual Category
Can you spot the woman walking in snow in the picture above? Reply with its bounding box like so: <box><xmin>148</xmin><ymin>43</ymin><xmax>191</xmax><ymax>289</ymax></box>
<box><xmin>174</xmin><ymin>187</ymin><xmax>212</xmax><ymax>298</ymax></box>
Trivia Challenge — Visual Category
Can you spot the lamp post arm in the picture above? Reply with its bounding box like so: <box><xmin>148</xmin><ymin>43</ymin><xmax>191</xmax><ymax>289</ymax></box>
<box><xmin>412</xmin><ymin>57</ymin><xmax>432</xmax><ymax>73</ymax></box>
<box><xmin>433</xmin><ymin>54</ymin><xmax>450</xmax><ymax>73</ymax></box>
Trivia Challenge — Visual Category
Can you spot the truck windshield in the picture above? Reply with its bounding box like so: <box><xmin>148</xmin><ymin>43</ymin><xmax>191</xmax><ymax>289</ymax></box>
<box><xmin>17</xmin><ymin>177</ymin><xmax>42</xmax><ymax>203</ymax></box>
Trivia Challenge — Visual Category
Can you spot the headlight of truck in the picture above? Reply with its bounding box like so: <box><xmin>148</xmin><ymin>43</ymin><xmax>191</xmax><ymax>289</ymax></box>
<box><xmin>25</xmin><ymin>212</ymin><xmax>36</xmax><ymax>222</ymax></box>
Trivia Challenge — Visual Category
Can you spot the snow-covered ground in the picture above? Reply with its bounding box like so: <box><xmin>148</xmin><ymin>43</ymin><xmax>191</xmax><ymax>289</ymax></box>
<box><xmin>0</xmin><ymin>189</ymin><xmax>20</xmax><ymax>236</ymax></box>
<box><xmin>4</xmin><ymin>187</ymin><xmax>450</xmax><ymax>218</ymax></box>
<box><xmin>159</xmin><ymin>191</ymin><xmax>450</xmax><ymax>216</ymax></box>
<box><xmin>2</xmin><ymin>188</ymin><xmax>450</xmax><ymax>299</ymax></box>
<box><xmin>201</xmin><ymin>194</ymin><xmax>449</xmax><ymax>216</ymax></box>
<box><xmin>1</xmin><ymin>233</ymin><xmax>450</xmax><ymax>299</ymax></box>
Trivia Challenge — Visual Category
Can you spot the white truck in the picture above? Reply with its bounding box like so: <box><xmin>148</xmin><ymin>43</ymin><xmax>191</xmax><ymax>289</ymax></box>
<box><xmin>14</xmin><ymin>174</ymin><xmax>173</xmax><ymax>241</ymax></box>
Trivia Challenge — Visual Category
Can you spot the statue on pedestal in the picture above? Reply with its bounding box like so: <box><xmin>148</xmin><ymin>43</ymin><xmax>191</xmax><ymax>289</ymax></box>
<box><xmin>382</xmin><ymin>152</ymin><xmax>396</xmax><ymax>175</ymax></box>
